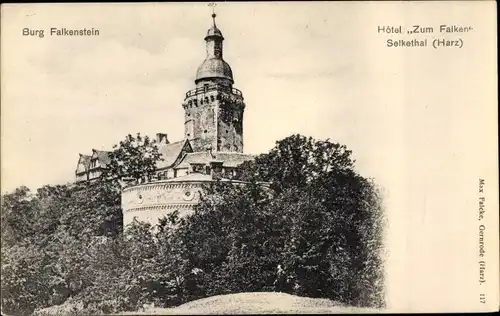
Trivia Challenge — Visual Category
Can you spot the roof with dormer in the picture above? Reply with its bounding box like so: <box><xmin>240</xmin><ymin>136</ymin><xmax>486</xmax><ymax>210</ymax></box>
<box><xmin>175</xmin><ymin>152</ymin><xmax>213</xmax><ymax>169</ymax></box>
<box><xmin>156</xmin><ymin>139</ymin><xmax>193</xmax><ymax>169</ymax></box>
<box><xmin>213</xmin><ymin>152</ymin><xmax>255</xmax><ymax>168</ymax></box>
<box><xmin>91</xmin><ymin>149</ymin><xmax>112</xmax><ymax>166</ymax></box>
<box><xmin>174</xmin><ymin>151</ymin><xmax>254</xmax><ymax>169</ymax></box>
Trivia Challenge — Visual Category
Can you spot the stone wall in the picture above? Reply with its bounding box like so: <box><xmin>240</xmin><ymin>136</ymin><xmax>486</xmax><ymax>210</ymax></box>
<box><xmin>218</xmin><ymin>99</ymin><xmax>244</xmax><ymax>152</ymax></box>
<box><xmin>122</xmin><ymin>180</ymin><xmax>206</xmax><ymax>227</ymax></box>
<box><xmin>183</xmin><ymin>88</ymin><xmax>245</xmax><ymax>153</ymax></box>
<box><xmin>184</xmin><ymin>90</ymin><xmax>219</xmax><ymax>152</ymax></box>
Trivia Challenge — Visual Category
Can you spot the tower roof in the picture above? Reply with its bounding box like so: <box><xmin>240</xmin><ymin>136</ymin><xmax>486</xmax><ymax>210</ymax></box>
<box><xmin>196</xmin><ymin>58</ymin><xmax>233</xmax><ymax>83</ymax></box>
<box><xmin>195</xmin><ymin>12</ymin><xmax>234</xmax><ymax>84</ymax></box>
<box><xmin>205</xmin><ymin>12</ymin><xmax>224</xmax><ymax>40</ymax></box>
<box><xmin>205</xmin><ymin>25</ymin><xmax>224</xmax><ymax>40</ymax></box>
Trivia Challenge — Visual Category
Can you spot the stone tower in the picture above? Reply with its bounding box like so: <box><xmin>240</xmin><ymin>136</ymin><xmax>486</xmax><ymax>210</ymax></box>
<box><xmin>183</xmin><ymin>13</ymin><xmax>245</xmax><ymax>153</ymax></box>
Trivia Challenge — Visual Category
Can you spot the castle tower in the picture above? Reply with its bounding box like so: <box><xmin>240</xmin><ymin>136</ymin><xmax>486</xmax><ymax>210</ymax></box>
<box><xmin>183</xmin><ymin>13</ymin><xmax>245</xmax><ymax>153</ymax></box>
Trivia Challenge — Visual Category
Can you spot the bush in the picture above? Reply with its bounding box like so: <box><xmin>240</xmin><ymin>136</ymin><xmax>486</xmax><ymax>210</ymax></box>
<box><xmin>176</xmin><ymin>135</ymin><xmax>385</xmax><ymax>307</ymax></box>
<box><xmin>1</xmin><ymin>134</ymin><xmax>385</xmax><ymax>314</ymax></box>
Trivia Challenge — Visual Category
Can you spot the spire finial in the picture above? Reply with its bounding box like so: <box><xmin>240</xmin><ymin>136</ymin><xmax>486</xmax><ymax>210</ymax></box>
<box><xmin>208</xmin><ymin>2</ymin><xmax>217</xmax><ymax>26</ymax></box>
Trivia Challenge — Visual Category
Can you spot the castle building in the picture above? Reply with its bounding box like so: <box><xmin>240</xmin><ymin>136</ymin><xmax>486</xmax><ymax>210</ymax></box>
<box><xmin>75</xmin><ymin>13</ymin><xmax>254</xmax><ymax>227</ymax></box>
<box><xmin>75</xmin><ymin>149</ymin><xmax>112</xmax><ymax>183</ymax></box>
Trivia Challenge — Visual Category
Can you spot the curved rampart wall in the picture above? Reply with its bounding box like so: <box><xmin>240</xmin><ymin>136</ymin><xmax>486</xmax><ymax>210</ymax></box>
<box><xmin>121</xmin><ymin>181</ymin><xmax>206</xmax><ymax>227</ymax></box>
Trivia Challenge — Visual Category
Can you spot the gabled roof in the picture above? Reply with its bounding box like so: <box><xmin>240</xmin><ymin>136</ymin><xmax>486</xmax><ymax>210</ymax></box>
<box><xmin>91</xmin><ymin>149</ymin><xmax>111</xmax><ymax>166</ymax></box>
<box><xmin>156</xmin><ymin>139</ymin><xmax>193</xmax><ymax>169</ymax></box>
<box><xmin>78</xmin><ymin>154</ymin><xmax>92</xmax><ymax>166</ymax></box>
<box><xmin>174</xmin><ymin>151</ymin><xmax>254</xmax><ymax>169</ymax></box>
<box><xmin>174</xmin><ymin>152</ymin><xmax>213</xmax><ymax>169</ymax></box>
<box><xmin>213</xmin><ymin>152</ymin><xmax>254</xmax><ymax>168</ymax></box>
<box><xmin>76</xmin><ymin>154</ymin><xmax>92</xmax><ymax>174</ymax></box>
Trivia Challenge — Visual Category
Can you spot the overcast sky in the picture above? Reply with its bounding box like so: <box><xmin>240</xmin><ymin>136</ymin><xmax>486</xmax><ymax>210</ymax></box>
<box><xmin>1</xmin><ymin>2</ymin><xmax>497</xmax><ymax>312</ymax></box>
<box><xmin>1</xmin><ymin>2</ymin><xmax>405</xmax><ymax>192</ymax></box>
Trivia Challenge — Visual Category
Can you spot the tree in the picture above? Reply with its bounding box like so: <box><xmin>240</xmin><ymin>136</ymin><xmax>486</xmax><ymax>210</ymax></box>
<box><xmin>1</xmin><ymin>243</ymin><xmax>53</xmax><ymax>316</ymax></box>
<box><xmin>1</xmin><ymin>133</ymin><xmax>385</xmax><ymax>314</ymax></box>
<box><xmin>1</xmin><ymin>186</ymin><xmax>41</xmax><ymax>248</ymax></box>
<box><xmin>101</xmin><ymin>133</ymin><xmax>162</xmax><ymax>187</ymax></box>
<box><xmin>238</xmin><ymin>134</ymin><xmax>354</xmax><ymax>192</ymax></box>
<box><xmin>179</xmin><ymin>134</ymin><xmax>385</xmax><ymax>307</ymax></box>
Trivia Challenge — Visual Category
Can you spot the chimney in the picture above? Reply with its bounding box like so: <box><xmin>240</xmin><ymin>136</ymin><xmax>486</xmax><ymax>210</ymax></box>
<box><xmin>156</xmin><ymin>133</ymin><xmax>169</xmax><ymax>145</ymax></box>
<box><xmin>205</xmin><ymin>145</ymin><xmax>214</xmax><ymax>157</ymax></box>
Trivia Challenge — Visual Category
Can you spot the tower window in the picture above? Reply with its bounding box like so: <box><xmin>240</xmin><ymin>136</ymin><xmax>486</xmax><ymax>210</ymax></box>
<box><xmin>214</xmin><ymin>42</ymin><xmax>222</xmax><ymax>57</ymax></box>
<box><xmin>204</xmin><ymin>130</ymin><xmax>208</xmax><ymax>133</ymax></box>
<box><xmin>187</xmin><ymin>133</ymin><xmax>190</xmax><ymax>137</ymax></box>
<box><xmin>188</xmin><ymin>113</ymin><xmax>191</xmax><ymax>117</ymax></box>
<box><xmin>210</xmin><ymin>95</ymin><xmax>215</xmax><ymax>102</ymax></box>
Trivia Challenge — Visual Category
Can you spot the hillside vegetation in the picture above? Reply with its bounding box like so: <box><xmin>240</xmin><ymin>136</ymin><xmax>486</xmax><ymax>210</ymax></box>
<box><xmin>2</xmin><ymin>134</ymin><xmax>385</xmax><ymax>316</ymax></box>
<box><xmin>121</xmin><ymin>292</ymin><xmax>383</xmax><ymax>315</ymax></box>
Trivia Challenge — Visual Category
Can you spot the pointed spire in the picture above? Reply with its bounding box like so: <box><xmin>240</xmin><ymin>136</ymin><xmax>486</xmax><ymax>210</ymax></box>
<box><xmin>204</xmin><ymin>3</ymin><xmax>223</xmax><ymax>41</ymax></box>
<box><xmin>210</xmin><ymin>2</ymin><xmax>217</xmax><ymax>26</ymax></box>
<box><xmin>208</xmin><ymin>2</ymin><xmax>219</xmax><ymax>30</ymax></box>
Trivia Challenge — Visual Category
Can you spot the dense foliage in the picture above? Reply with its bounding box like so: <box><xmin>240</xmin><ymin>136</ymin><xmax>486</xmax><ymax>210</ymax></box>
<box><xmin>100</xmin><ymin>133</ymin><xmax>162</xmax><ymax>186</ymax></box>
<box><xmin>1</xmin><ymin>134</ymin><xmax>385</xmax><ymax>315</ymax></box>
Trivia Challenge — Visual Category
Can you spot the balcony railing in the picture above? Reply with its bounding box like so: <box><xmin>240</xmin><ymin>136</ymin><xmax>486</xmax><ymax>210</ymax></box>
<box><xmin>185</xmin><ymin>84</ymin><xmax>243</xmax><ymax>99</ymax></box>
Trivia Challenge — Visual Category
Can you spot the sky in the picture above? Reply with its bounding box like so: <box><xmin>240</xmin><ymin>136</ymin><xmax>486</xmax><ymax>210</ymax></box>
<box><xmin>1</xmin><ymin>2</ymin><xmax>498</xmax><ymax>313</ymax></box>
<box><xmin>1</xmin><ymin>2</ymin><xmax>399</xmax><ymax>192</ymax></box>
